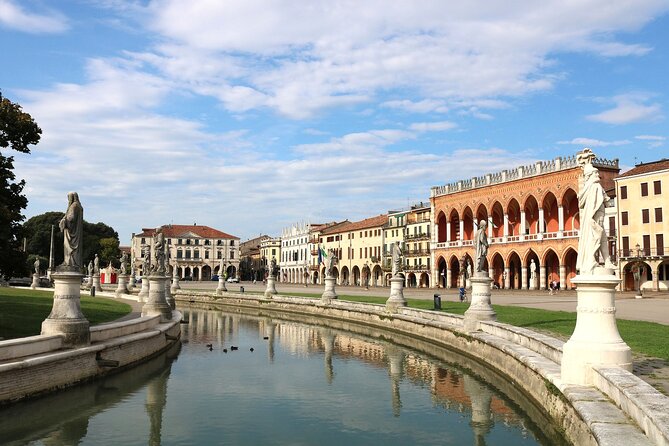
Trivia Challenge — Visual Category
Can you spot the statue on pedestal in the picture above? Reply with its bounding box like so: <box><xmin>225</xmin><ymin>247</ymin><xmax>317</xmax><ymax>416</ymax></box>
<box><xmin>324</xmin><ymin>249</ymin><xmax>338</xmax><ymax>278</ymax></box>
<box><xmin>391</xmin><ymin>243</ymin><xmax>403</xmax><ymax>277</ymax></box>
<box><xmin>59</xmin><ymin>192</ymin><xmax>83</xmax><ymax>270</ymax></box>
<box><xmin>530</xmin><ymin>259</ymin><xmax>537</xmax><ymax>281</ymax></box>
<box><xmin>34</xmin><ymin>258</ymin><xmax>40</xmax><ymax>275</ymax></box>
<box><xmin>475</xmin><ymin>220</ymin><xmax>488</xmax><ymax>272</ymax></box>
<box><xmin>93</xmin><ymin>254</ymin><xmax>100</xmax><ymax>274</ymax></box>
<box><xmin>152</xmin><ymin>229</ymin><xmax>166</xmax><ymax>274</ymax></box>
<box><xmin>87</xmin><ymin>260</ymin><xmax>93</xmax><ymax>277</ymax></box>
<box><xmin>576</xmin><ymin>148</ymin><xmax>612</xmax><ymax>275</ymax></box>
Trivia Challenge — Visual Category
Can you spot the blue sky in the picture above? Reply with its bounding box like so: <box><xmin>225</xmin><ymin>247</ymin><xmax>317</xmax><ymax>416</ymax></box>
<box><xmin>2</xmin><ymin>0</ymin><xmax>668</xmax><ymax>244</ymax></box>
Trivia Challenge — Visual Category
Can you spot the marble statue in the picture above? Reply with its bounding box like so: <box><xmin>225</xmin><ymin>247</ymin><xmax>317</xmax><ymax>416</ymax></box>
<box><xmin>59</xmin><ymin>192</ymin><xmax>83</xmax><ymax>270</ymax></box>
<box><xmin>475</xmin><ymin>219</ymin><xmax>489</xmax><ymax>272</ymax></box>
<box><xmin>120</xmin><ymin>251</ymin><xmax>128</xmax><ymax>275</ymax></box>
<box><xmin>269</xmin><ymin>256</ymin><xmax>279</xmax><ymax>276</ymax></box>
<box><xmin>153</xmin><ymin>229</ymin><xmax>165</xmax><ymax>274</ymax></box>
<box><xmin>142</xmin><ymin>245</ymin><xmax>150</xmax><ymax>275</ymax></box>
<box><xmin>324</xmin><ymin>249</ymin><xmax>338</xmax><ymax>278</ymax></box>
<box><xmin>391</xmin><ymin>243</ymin><xmax>403</xmax><ymax>277</ymax></box>
<box><xmin>93</xmin><ymin>254</ymin><xmax>100</xmax><ymax>274</ymax></box>
<box><xmin>576</xmin><ymin>148</ymin><xmax>611</xmax><ymax>275</ymax></box>
<box><xmin>466</xmin><ymin>259</ymin><xmax>472</xmax><ymax>279</ymax></box>
<box><xmin>87</xmin><ymin>260</ymin><xmax>93</xmax><ymax>277</ymax></box>
<box><xmin>530</xmin><ymin>259</ymin><xmax>537</xmax><ymax>280</ymax></box>
<box><xmin>34</xmin><ymin>258</ymin><xmax>40</xmax><ymax>275</ymax></box>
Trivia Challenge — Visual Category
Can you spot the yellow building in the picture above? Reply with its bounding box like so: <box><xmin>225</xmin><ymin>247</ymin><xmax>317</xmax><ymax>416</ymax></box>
<box><xmin>615</xmin><ymin>159</ymin><xmax>669</xmax><ymax>292</ymax></box>
<box><xmin>260</xmin><ymin>237</ymin><xmax>281</xmax><ymax>277</ymax></box>
<box><xmin>318</xmin><ymin>214</ymin><xmax>387</xmax><ymax>287</ymax></box>
<box><xmin>404</xmin><ymin>202</ymin><xmax>432</xmax><ymax>287</ymax></box>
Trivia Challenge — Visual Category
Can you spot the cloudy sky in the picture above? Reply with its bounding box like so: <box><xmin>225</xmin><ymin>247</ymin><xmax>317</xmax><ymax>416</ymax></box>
<box><xmin>2</xmin><ymin>0</ymin><xmax>668</xmax><ymax>243</ymax></box>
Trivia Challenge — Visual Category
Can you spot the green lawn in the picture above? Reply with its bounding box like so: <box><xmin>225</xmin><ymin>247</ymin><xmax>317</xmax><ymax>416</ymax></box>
<box><xmin>0</xmin><ymin>287</ymin><xmax>132</xmax><ymax>340</ymax></box>
<box><xmin>263</xmin><ymin>291</ymin><xmax>669</xmax><ymax>362</ymax></box>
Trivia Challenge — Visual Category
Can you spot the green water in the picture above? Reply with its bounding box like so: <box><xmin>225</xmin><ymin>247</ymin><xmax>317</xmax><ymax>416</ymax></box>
<box><xmin>0</xmin><ymin>308</ymin><xmax>566</xmax><ymax>445</ymax></box>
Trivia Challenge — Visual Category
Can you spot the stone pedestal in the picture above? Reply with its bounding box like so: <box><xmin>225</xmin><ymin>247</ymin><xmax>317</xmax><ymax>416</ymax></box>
<box><xmin>463</xmin><ymin>375</ymin><xmax>494</xmax><ymax>443</ymax></box>
<box><xmin>93</xmin><ymin>273</ymin><xmax>102</xmax><ymax>293</ymax></box>
<box><xmin>31</xmin><ymin>273</ymin><xmax>39</xmax><ymax>289</ymax></box>
<box><xmin>561</xmin><ymin>270</ymin><xmax>632</xmax><ymax>385</ymax></box>
<box><xmin>386</xmin><ymin>276</ymin><xmax>407</xmax><ymax>311</ymax></box>
<box><xmin>41</xmin><ymin>270</ymin><xmax>90</xmax><ymax>346</ymax></box>
<box><xmin>464</xmin><ymin>272</ymin><xmax>497</xmax><ymax>331</ymax></box>
<box><xmin>87</xmin><ymin>274</ymin><xmax>93</xmax><ymax>288</ymax></box>
<box><xmin>529</xmin><ymin>275</ymin><xmax>537</xmax><ymax>290</ymax></box>
<box><xmin>321</xmin><ymin>276</ymin><xmax>338</xmax><ymax>303</ymax></box>
<box><xmin>170</xmin><ymin>275</ymin><xmax>180</xmax><ymax>294</ymax></box>
<box><xmin>129</xmin><ymin>274</ymin><xmax>136</xmax><ymax>289</ymax></box>
<box><xmin>215</xmin><ymin>276</ymin><xmax>227</xmax><ymax>295</ymax></box>
<box><xmin>141</xmin><ymin>274</ymin><xmax>172</xmax><ymax>322</ymax></box>
<box><xmin>164</xmin><ymin>274</ymin><xmax>175</xmax><ymax>310</ymax></box>
<box><xmin>264</xmin><ymin>274</ymin><xmax>278</xmax><ymax>298</ymax></box>
<box><xmin>138</xmin><ymin>276</ymin><xmax>150</xmax><ymax>303</ymax></box>
<box><xmin>115</xmin><ymin>274</ymin><xmax>129</xmax><ymax>296</ymax></box>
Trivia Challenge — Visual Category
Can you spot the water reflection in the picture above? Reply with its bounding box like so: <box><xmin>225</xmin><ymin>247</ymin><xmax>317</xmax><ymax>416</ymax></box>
<box><xmin>0</xmin><ymin>307</ymin><xmax>564</xmax><ymax>445</ymax></box>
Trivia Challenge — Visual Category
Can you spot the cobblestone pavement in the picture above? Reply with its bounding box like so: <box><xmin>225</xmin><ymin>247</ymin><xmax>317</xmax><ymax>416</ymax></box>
<box><xmin>161</xmin><ymin>280</ymin><xmax>669</xmax><ymax>394</ymax></box>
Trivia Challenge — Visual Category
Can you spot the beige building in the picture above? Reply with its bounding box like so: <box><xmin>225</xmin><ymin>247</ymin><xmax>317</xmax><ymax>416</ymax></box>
<box><xmin>260</xmin><ymin>237</ymin><xmax>281</xmax><ymax>277</ymax></box>
<box><xmin>615</xmin><ymin>159</ymin><xmax>669</xmax><ymax>292</ymax></box>
<box><xmin>132</xmin><ymin>224</ymin><xmax>239</xmax><ymax>281</ymax></box>
<box><xmin>404</xmin><ymin>202</ymin><xmax>432</xmax><ymax>287</ymax></box>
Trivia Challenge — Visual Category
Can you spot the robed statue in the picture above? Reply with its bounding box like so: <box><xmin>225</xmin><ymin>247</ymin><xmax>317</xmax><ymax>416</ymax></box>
<box><xmin>474</xmin><ymin>219</ymin><xmax>488</xmax><ymax>272</ymax></box>
<box><xmin>34</xmin><ymin>258</ymin><xmax>40</xmax><ymax>275</ymax></box>
<box><xmin>576</xmin><ymin>149</ymin><xmax>612</xmax><ymax>275</ymax></box>
<box><xmin>120</xmin><ymin>251</ymin><xmax>128</xmax><ymax>275</ymax></box>
<box><xmin>324</xmin><ymin>249</ymin><xmax>338</xmax><ymax>278</ymax></box>
<box><xmin>391</xmin><ymin>243</ymin><xmax>403</xmax><ymax>277</ymax></box>
<box><xmin>152</xmin><ymin>228</ymin><xmax>166</xmax><ymax>274</ymax></box>
<box><xmin>59</xmin><ymin>192</ymin><xmax>83</xmax><ymax>270</ymax></box>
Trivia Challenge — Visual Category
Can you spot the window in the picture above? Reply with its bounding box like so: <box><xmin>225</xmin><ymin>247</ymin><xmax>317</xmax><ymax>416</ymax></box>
<box><xmin>195</xmin><ymin>239</ymin><xmax>199</xmax><ymax>245</ymax></box>
<box><xmin>204</xmin><ymin>239</ymin><xmax>210</xmax><ymax>245</ymax></box>
<box><xmin>205</xmin><ymin>251</ymin><xmax>209</xmax><ymax>259</ymax></box>
<box><xmin>185</xmin><ymin>250</ymin><xmax>191</xmax><ymax>259</ymax></box>
<box><xmin>194</xmin><ymin>249</ymin><xmax>200</xmax><ymax>259</ymax></box>
<box><xmin>641</xmin><ymin>182</ymin><xmax>648</xmax><ymax>197</ymax></box>
<box><xmin>643</xmin><ymin>235</ymin><xmax>651</xmax><ymax>256</ymax></box>
<box><xmin>657</xmin><ymin>234</ymin><xmax>665</xmax><ymax>256</ymax></box>
<box><xmin>217</xmin><ymin>251</ymin><xmax>222</xmax><ymax>259</ymax></box>
<box><xmin>177</xmin><ymin>249</ymin><xmax>183</xmax><ymax>259</ymax></box>
<box><xmin>621</xmin><ymin>212</ymin><xmax>628</xmax><ymax>226</ymax></box>
<box><xmin>230</xmin><ymin>240</ymin><xmax>235</xmax><ymax>246</ymax></box>
<box><xmin>620</xmin><ymin>185</ymin><xmax>627</xmax><ymax>199</ymax></box>
<box><xmin>656</xmin><ymin>208</ymin><xmax>663</xmax><ymax>222</ymax></box>
<box><xmin>178</xmin><ymin>238</ymin><xmax>182</xmax><ymax>245</ymax></box>
<box><xmin>642</xmin><ymin>209</ymin><xmax>650</xmax><ymax>224</ymax></box>
<box><xmin>622</xmin><ymin>236</ymin><xmax>630</xmax><ymax>257</ymax></box>
<box><xmin>654</xmin><ymin>180</ymin><xmax>662</xmax><ymax>195</ymax></box>
<box><xmin>230</xmin><ymin>251</ymin><xmax>234</xmax><ymax>259</ymax></box>
<box><xmin>141</xmin><ymin>237</ymin><xmax>146</xmax><ymax>244</ymax></box>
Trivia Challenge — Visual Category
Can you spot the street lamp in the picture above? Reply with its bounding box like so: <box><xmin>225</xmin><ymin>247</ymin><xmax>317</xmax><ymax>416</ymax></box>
<box><xmin>633</xmin><ymin>243</ymin><xmax>643</xmax><ymax>299</ymax></box>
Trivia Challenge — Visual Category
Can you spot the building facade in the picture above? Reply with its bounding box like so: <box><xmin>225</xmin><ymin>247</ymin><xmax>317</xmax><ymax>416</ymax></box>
<box><xmin>260</xmin><ymin>237</ymin><xmax>281</xmax><ymax>277</ymax></box>
<box><xmin>279</xmin><ymin>222</ymin><xmax>312</xmax><ymax>285</ymax></box>
<box><xmin>132</xmin><ymin>224</ymin><xmax>240</xmax><ymax>281</ymax></box>
<box><xmin>615</xmin><ymin>159</ymin><xmax>669</xmax><ymax>292</ymax></box>
<box><xmin>239</xmin><ymin>235</ymin><xmax>269</xmax><ymax>281</ymax></box>
<box><xmin>404</xmin><ymin>203</ymin><xmax>432</xmax><ymax>287</ymax></box>
<box><xmin>430</xmin><ymin>155</ymin><xmax>620</xmax><ymax>291</ymax></box>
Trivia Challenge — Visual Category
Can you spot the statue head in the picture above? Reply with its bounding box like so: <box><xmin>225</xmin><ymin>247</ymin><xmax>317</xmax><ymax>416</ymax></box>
<box><xmin>479</xmin><ymin>219</ymin><xmax>487</xmax><ymax>229</ymax></box>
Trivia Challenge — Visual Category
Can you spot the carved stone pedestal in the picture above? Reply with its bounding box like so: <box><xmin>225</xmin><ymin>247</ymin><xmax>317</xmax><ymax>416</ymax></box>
<box><xmin>93</xmin><ymin>273</ymin><xmax>102</xmax><ymax>293</ymax></box>
<box><xmin>321</xmin><ymin>276</ymin><xmax>338</xmax><ymax>303</ymax></box>
<box><xmin>141</xmin><ymin>275</ymin><xmax>172</xmax><ymax>322</ymax></box>
<box><xmin>164</xmin><ymin>274</ymin><xmax>175</xmax><ymax>310</ymax></box>
<box><xmin>138</xmin><ymin>276</ymin><xmax>150</xmax><ymax>303</ymax></box>
<box><xmin>31</xmin><ymin>273</ymin><xmax>39</xmax><ymax>289</ymax></box>
<box><xmin>41</xmin><ymin>271</ymin><xmax>90</xmax><ymax>346</ymax></box>
<box><xmin>216</xmin><ymin>275</ymin><xmax>227</xmax><ymax>295</ymax></box>
<box><xmin>171</xmin><ymin>275</ymin><xmax>180</xmax><ymax>294</ymax></box>
<box><xmin>129</xmin><ymin>274</ymin><xmax>136</xmax><ymax>289</ymax></box>
<box><xmin>386</xmin><ymin>276</ymin><xmax>407</xmax><ymax>312</ymax></box>
<box><xmin>116</xmin><ymin>274</ymin><xmax>129</xmax><ymax>297</ymax></box>
<box><xmin>264</xmin><ymin>274</ymin><xmax>278</xmax><ymax>298</ymax></box>
<box><xmin>561</xmin><ymin>270</ymin><xmax>632</xmax><ymax>385</ymax></box>
<box><xmin>464</xmin><ymin>272</ymin><xmax>497</xmax><ymax>331</ymax></box>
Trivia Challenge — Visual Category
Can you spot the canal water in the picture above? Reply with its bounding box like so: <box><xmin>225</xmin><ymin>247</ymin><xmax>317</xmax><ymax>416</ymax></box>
<box><xmin>0</xmin><ymin>307</ymin><xmax>566</xmax><ymax>445</ymax></box>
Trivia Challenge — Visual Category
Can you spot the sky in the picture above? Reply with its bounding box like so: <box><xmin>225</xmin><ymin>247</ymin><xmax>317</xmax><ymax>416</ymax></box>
<box><xmin>2</xmin><ymin>0</ymin><xmax>669</xmax><ymax>244</ymax></box>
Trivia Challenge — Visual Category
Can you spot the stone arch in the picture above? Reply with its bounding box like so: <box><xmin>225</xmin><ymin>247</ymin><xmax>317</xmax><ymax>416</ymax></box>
<box><xmin>475</xmin><ymin>203</ymin><xmax>489</xmax><ymax>228</ymax></box>
<box><xmin>462</xmin><ymin>206</ymin><xmax>475</xmax><ymax>240</ymax></box>
<box><xmin>507</xmin><ymin>199</ymin><xmax>521</xmax><ymax>236</ymax></box>
<box><xmin>491</xmin><ymin>201</ymin><xmax>504</xmax><ymax>238</ymax></box>
<box><xmin>420</xmin><ymin>272</ymin><xmax>430</xmax><ymax>288</ymax></box>
<box><xmin>543</xmin><ymin>249</ymin><xmax>560</xmax><ymax>288</ymax></box>
<box><xmin>622</xmin><ymin>261</ymin><xmax>653</xmax><ymax>292</ymax></box>
<box><xmin>192</xmin><ymin>266</ymin><xmax>200</xmax><ymax>281</ymax></box>
<box><xmin>562</xmin><ymin>248</ymin><xmax>578</xmax><ymax>289</ymax></box>
<box><xmin>437</xmin><ymin>210</ymin><xmax>448</xmax><ymax>243</ymax></box>
<box><xmin>340</xmin><ymin>266</ymin><xmax>350</xmax><ymax>286</ymax></box>
<box><xmin>227</xmin><ymin>265</ymin><xmax>236</xmax><ymax>279</ymax></box>
<box><xmin>202</xmin><ymin>265</ymin><xmax>212</xmax><ymax>281</ymax></box>
<box><xmin>449</xmin><ymin>209</ymin><xmax>460</xmax><ymax>241</ymax></box>
<box><xmin>331</xmin><ymin>266</ymin><xmax>340</xmax><ymax>283</ymax></box>
<box><xmin>449</xmin><ymin>255</ymin><xmax>460</xmax><ymax>288</ymax></box>
<box><xmin>507</xmin><ymin>251</ymin><xmax>522</xmax><ymax>289</ymax></box>
<box><xmin>407</xmin><ymin>272</ymin><xmax>417</xmax><ymax>288</ymax></box>
<box><xmin>523</xmin><ymin>195</ymin><xmax>540</xmax><ymax>235</ymax></box>
<box><xmin>352</xmin><ymin>265</ymin><xmax>361</xmax><ymax>286</ymax></box>
<box><xmin>437</xmin><ymin>256</ymin><xmax>447</xmax><ymax>288</ymax></box>
<box><xmin>562</xmin><ymin>188</ymin><xmax>579</xmax><ymax>231</ymax></box>
<box><xmin>524</xmin><ymin>249</ymin><xmax>540</xmax><ymax>289</ymax></box>
<box><xmin>373</xmin><ymin>265</ymin><xmax>383</xmax><ymax>287</ymax></box>
<box><xmin>491</xmin><ymin>252</ymin><xmax>505</xmax><ymax>289</ymax></box>
<box><xmin>541</xmin><ymin>192</ymin><xmax>559</xmax><ymax>233</ymax></box>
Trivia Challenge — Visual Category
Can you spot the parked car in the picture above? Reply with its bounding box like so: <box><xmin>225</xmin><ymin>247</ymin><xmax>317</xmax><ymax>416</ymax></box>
<box><xmin>211</xmin><ymin>275</ymin><xmax>219</xmax><ymax>281</ymax></box>
<box><xmin>8</xmin><ymin>277</ymin><xmax>31</xmax><ymax>286</ymax></box>
<box><xmin>227</xmin><ymin>277</ymin><xmax>239</xmax><ymax>283</ymax></box>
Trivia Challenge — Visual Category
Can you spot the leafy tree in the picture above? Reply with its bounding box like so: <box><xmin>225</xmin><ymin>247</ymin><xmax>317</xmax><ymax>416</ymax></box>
<box><xmin>0</xmin><ymin>91</ymin><xmax>42</xmax><ymax>278</ymax></box>
<box><xmin>22</xmin><ymin>212</ymin><xmax>119</xmax><ymax>271</ymax></box>
<box><xmin>99</xmin><ymin>237</ymin><xmax>120</xmax><ymax>267</ymax></box>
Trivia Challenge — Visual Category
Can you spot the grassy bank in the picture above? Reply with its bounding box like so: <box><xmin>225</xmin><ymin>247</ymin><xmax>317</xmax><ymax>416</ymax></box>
<box><xmin>0</xmin><ymin>287</ymin><xmax>132</xmax><ymax>340</ymax></box>
<box><xmin>259</xmin><ymin>291</ymin><xmax>669</xmax><ymax>362</ymax></box>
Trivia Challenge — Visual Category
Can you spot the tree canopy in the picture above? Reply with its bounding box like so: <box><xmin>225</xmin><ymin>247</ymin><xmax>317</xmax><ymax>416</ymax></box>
<box><xmin>0</xmin><ymin>91</ymin><xmax>42</xmax><ymax>278</ymax></box>
<box><xmin>22</xmin><ymin>212</ymin><xmax>120</xmax><ymax>271</ymax></box>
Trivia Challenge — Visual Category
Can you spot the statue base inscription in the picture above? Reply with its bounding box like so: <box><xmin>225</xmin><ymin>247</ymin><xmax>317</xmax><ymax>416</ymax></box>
<box><xmin>41</xmin><ymin>271</ymin><xmax>90</xmax><ymax>346</ymax></box>
<box><xmin>464</xmin><ymin>272</ymin><xmax>497</xmax><ymax>332</ymax></box>
<box><xmin>561</xmin><ymin>270</ymin><xmax>632</xmax><ymax>385</ymax></box>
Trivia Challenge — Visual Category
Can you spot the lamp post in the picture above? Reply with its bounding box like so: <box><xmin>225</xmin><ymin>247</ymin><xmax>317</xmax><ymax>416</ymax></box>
<box><xmin>633</xmin><ymin>243</ymin><xmax>644</xmax><ymax>299</ymax></box>
<box><xmin>304</xmin><ymin>260</ymin><xmax>309</xmax><ymax>287</ymax></box>
<box><xmin>365</xmin><ymin>261</ymin><xmax>369</xmax><ymax>290</ymax></box>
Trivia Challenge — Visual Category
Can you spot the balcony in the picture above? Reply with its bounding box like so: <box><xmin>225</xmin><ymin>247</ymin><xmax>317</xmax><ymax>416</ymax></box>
<box><xmin>406</xmin><ymin>232</ymin><xmax>430</xmax><ymax>241</ymax></box>
<box><xmin>176</xmin><ymin>257</ymin><xmax>203</xmax><ymax>262</ymax></box>
<box><xmin>405</xmin><ymin>248</ymin><xmax>430</xmax><ymax>257</ymax></box>
<box><xmin>404</xmin><ymin>264</ymin><xmax>429</xmax><ymax>272</ymax></box>
<box><xmin>432</xmin><ymin>229</ymin><xmax>581</xmax><ymax>251</ymax></box>
<box><xmin>619</xmin><ymin>247</ymin><xmax>667</xmax><ymax>259</ymax></box>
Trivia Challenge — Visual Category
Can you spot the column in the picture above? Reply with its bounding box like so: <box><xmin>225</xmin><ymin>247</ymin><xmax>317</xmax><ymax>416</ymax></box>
<box><xmin>520</xmin><ymin>210</ymin><xmax>526</xmax><ymax>241</ymax></box>
<box><xmin>539</xmin><ymin>265</ymin><xmax>546</xmax><ymax>290</ymax></box>
<box><xmin>537</xmin><ymin>208</ymin><xmax>545</xmax><ymax>240</ymax></box>
<box><xmin>503</xmin><ymin>213</ymin><xmax>509</xmax><ymax>241</ymax></box>
<box><xmin>446</xmin><ymin>222</ymin><xmax>451</xmax><ymax>242</ymax></box>
<box><xmin>559</xmin><ymin>264</ymin><xmax>566</xmax><ymax>289</ymax></box>
<box><xmin>434</xmin><ymin>223</ymin><xmax>439</xmax><ymax>244</ymax></box>
<box><xmin>487</xmin><ymin>216</ymin><xmax>493</xmax><ymax>239</ymax></box>
<box><xmin>652</xmin><ymin>264</ymin><xmax>660</xmax><ymax>292</ymax></box>
<box><xmin>521</xmin><ymin>266</ymin><xmax>528</xmax><ymax>290</ymax></box>
<box><xmin>459</xmin><ymin>220</ymin><xmax>464</xmax><ymax>243</ymax></box>
<box><xmin>558</xmin><ymin>206</ymin><xmax>564</xmax><ymax>235</ymax></box>
<box><xmin>504</xmin><ymin>267</ymin><xmax>510</xmax><ymax>289</ymax></box>
<box><xmin>446</xmin><ymin>267</ymin><xmax>452</xmax><ymax>289</ymax></box>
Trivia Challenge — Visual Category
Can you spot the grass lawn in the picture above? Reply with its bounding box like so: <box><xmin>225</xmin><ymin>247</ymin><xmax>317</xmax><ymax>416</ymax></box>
<box><xmin>0</xmin><ymin>287</ymin><xmax>132</xmax><ymax>340</ymax></box>
<box><xmin>257</xmin><ymin>291</ymin><xmax>669</xmax><ymax>362</ymax></box>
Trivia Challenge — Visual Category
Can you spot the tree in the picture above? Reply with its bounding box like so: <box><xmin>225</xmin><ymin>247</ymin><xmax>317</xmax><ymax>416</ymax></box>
<box><xmin>22</xmin><ymin>212</ymin><xmax>120</xmax><ymax>271</ymax></box>
<box><xmin>0</xmin><ymin>91</ymin><xmax>42</xmax><ymax>278</ymax></box>
<box><xmin>99</xmin><ymin>237</ymin><xmax>121</xmax><ymax>267</ymax></box>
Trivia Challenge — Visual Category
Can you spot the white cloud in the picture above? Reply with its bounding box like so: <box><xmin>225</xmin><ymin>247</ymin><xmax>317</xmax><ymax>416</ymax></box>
<box><xmin>635</xmin><ymin>134</ymin><xmax>666</xmax><ymax>148</ymax></box>
<box><xmin>382</xmin><ymin>99</ymin><xmax>449</xmax><ymax>114</ymax></box>
<box><xmin>557</xmin><ymin>137</ymin><xmax>631</xmax><ymax>147</ymax></box>
<box><xmin>587</xmin><ymin>93</ymin><xmax>663</xmax><ymax>124</ymax></box>
<box><xmin>409</xmin><ymin>121</ymin><xmax>457</xmax><ymax>132</ymax></box>
<box><xmin>0</xmin><ymin>0</ymin><xmax>68</xmax><ymax>33</ymax></box>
